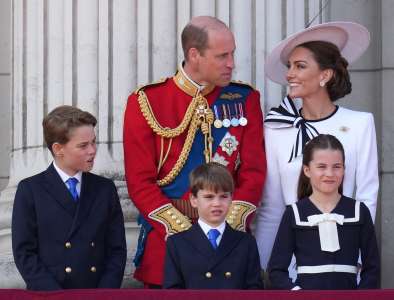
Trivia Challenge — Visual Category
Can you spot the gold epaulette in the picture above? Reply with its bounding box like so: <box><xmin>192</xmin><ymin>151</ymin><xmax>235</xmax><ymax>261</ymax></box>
<box><xmin>134</xmin><ymin>77</ymin><xmax>168</xmax><ymax>94</ymax></box>
<box><xmin>231</xmin><ymin>80</ymin><xmax>255</xmax><ymax>90</ymax></box>
<box><xmin>148</xmin><ymin>204</ymin><xmax>192</xmax><ymax>235</ymax></box>
<box><xmin>226</xmin><ymin>200</ymin><xmax>257</xmax><ymax>231</ymax></box>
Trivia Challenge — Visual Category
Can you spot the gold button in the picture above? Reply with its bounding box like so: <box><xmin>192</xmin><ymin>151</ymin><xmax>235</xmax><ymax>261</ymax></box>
<box><xmin>180</xmin><ymin>223</ymin><xmax>185</xmax><ymax>228</ymax></box>
<box><xmin>235</xmin><ymin>205</ymin><xmax>241</xmax><ymax>210</ymax></box>
<box><xmin>225</xmin><ymin>271</ymin><xmax>232</xmax><ymax>278</ymax></box>
<box><xmin>171</xmin><ymin>215</ymin><xmax>176</xmax><ymax>219</ymax></box>
<box><xmin>65</xmin><ymin>267</ymin><xmax>72</xmax><ymax>273</ymax></box>
<box><xmin>205</xmin><ymin>272</ymin><xmax>212</xmax><ymax>279</ymax></box>
<box><xmin>90</xmin><ymin>266</ymin><xmax>96</xmax><ymax>273</ymax></box>
<box><xmin>167</xmin><ymin>210</ymin><xmax>172</xmax><ymax>215</ymax></box>
<box><xmin>65</xmin><ymin>242</ymin><xmax>71</xmax><ymax>249</ymax></box>
<box><xmin>91</xmin><ymin>242</ymin><xmax>95</xmax><ymax>247</ymax></box>
<box><xmin>176</xmin><ymin>219</ymin><xmax>181</xmax><ymax>224</ymax></box>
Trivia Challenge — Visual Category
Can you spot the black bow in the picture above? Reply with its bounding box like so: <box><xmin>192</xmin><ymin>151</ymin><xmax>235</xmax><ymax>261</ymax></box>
<box><xmin>265</xmin><ymin>96</ymin><xmax>319</xmax><ymax>162</ymax></box>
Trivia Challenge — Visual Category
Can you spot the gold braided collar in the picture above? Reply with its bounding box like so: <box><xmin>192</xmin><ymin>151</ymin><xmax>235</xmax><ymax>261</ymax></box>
<box><xmin>173</xmin><ymin>69</ymin><xmax>215</xmax><ymax>97</ymax></box>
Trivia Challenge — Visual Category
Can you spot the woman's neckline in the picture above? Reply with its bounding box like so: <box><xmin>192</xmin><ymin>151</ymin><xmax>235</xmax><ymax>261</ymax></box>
<box><xmin>299</xmin><ymin>105</ymin><xmax>339</xmax><ymax>123</ymax></box>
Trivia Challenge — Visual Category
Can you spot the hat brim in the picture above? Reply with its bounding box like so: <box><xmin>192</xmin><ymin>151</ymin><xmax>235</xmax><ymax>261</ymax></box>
<box><xmin>265</xmin><ymin>22</ymin><xmax>370</xmax><ymax>84</ymax></box>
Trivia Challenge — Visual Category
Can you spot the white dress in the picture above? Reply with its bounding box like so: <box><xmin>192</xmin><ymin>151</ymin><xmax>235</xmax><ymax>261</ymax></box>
<box><xmin>254</xmin><ymin>99</ymin><xmax>379</xmax><ymax>270</ymax></box>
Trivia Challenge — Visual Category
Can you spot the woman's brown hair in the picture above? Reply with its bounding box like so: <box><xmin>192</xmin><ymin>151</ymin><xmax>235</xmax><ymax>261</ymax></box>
<box><xmin>297</xmin><ymin>40</ymin><xmax>352</xmax><ymax>101</ymax></box>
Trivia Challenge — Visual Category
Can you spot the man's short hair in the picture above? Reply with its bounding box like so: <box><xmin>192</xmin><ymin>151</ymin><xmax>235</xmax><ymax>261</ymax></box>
<box><xmin>43</xmin><ymin>105</ymin><xmax>97</xmax><ymax>155</ymax></box>
<box><xmin>181</xmin><ymin>16</ymin><xmax>228</xmax><ymax>61</ymax></box>
<box><xmin>189</xmin><ymin>162</ymin><xmax>234</xmax><ymax>196</ymax></box>
<box><xmin>181</xmin><ymin>23</ymin><xmax>209</xmax><ymax>61</ymax></box>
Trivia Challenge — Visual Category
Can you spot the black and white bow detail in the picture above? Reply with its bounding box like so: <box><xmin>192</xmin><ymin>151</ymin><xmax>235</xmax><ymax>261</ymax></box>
<box><xmin>265</xmin><ymin>96</ymin><xmax>319</xmax><ymax>162</ymax></box>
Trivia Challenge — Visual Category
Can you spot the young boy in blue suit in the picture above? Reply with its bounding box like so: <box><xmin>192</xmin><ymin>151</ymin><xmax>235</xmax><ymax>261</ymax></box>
<box><xmin>163</xmin><ymin>162</ymin><xmax>263</xmax><ymax>289</ymax></box>
<box><xmin>12</xmin><ymin>105</ymin><xmax>127</xmax><ymax>290</ymax></box>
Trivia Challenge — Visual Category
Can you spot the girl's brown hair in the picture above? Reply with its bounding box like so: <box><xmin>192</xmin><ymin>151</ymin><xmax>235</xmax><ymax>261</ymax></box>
<box><xmin>297</xmin><ymin>134</ymin><xmax>345</xmax><ymax>199</ymax></box>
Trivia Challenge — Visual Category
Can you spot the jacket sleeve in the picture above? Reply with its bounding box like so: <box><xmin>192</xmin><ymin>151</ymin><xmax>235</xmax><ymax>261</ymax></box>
<box><xmin>244</xmin><ymin>235</ymin><xmax>264</xmax><ymax>289</ymax></box>
<box><xmin>358</xmin><ymin>203</ymin><xmax>380</xmax><ymax>289</ymax></box>
<box><xmin>123</xmin><ymin>93</ymin><xmax>190</xmax><ymax>239</ymax></box>
<box><xmin>232</xmin><ymin>90</ymin><xmax>267</xmax><ymax>229</ymax></box>
<box><xmin>254</xmin><ymin>125</ymin><xmax>287</xmax><ymax>270</ymax></box>
<box><xmin>98</xmin><ymin>181</ymin><xmax>127</xmax><ymax>288</ymax></box>
<box><xmin>267</xmin><ymin>206</ymin><xmax>297</xmax><ymax>290</ymax></box>
<box><xmin>12</xmin><ymin>180</ymin><xmax>62</xmax><ymax>290</ymax></box>
<box><xmin>355</xmin><ymin>113</ymin><xmax>379</xmax><ymax>220</ymax></box>
<box><xmin>162</xmin><ymin>236</ymin><xmax>185</xmax><ymax>289</ymax></box>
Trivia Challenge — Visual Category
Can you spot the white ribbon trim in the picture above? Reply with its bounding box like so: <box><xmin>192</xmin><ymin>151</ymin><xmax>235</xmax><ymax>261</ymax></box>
<box><xmin>297</xmin><ymin>264</ymin><xmax>357</xmax><ymax>274</ymax></box>
<box><xmin>342</xmin><ymin>201</ymin><xmax>360</xmax><ymax>223</ymax></box>
<box><xmin>291</xmin><ymin>201</ymin><xmax>361</xmax><ymax>227</ymax></box>
<box><xmin>291</xmin><ymin>201</ymin><xmax>361</xmax><ymax>252</ymax></box>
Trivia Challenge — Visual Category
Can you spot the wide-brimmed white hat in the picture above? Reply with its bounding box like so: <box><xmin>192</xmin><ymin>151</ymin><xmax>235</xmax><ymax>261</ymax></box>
<box><xmin>265</xmin><ymin>21</ymin><xmax>370</xmax><ymax>84</ymax></box>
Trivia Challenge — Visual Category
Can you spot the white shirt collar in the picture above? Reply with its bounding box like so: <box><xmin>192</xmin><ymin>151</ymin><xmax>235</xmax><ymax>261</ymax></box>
<box><xmin>53</xmin><ymin>160</ymin><xmax>82</xmax><ymax>184</ymax></box>
<box><xmin>179</xmin><ymin>62</ymin><xmax>206</xmax><ymax>92</ymax></box>
<box><xmin>198</xmin><ymin>218</ymin><xmax>226</xmax><ymax>236</ymax></box>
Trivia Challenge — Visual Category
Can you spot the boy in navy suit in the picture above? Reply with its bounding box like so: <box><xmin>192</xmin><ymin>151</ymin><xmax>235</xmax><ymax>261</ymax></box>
<box><xmin>12</xmin><ymin>105</ymin><xmax>127</xmax><ymax>290</ymax></box>
<box><xmin>163</xmin><ymin>162</ymin><xmax>263</xmax><ymax>289</ymax></box>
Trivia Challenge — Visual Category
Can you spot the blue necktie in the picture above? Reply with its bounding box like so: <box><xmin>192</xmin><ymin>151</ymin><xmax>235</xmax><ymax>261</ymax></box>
<box><xmin>66</xmin><ymin>177</ymin><xmax>79</xmax><ymax>202</ymax></box>
<box><xmin>207</xmin><ymin>229</ymin><xmax>220</xmax><ymax>250</ymax></box>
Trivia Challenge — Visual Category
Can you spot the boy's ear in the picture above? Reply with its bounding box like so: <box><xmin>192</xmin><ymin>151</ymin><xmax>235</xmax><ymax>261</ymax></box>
<box><xmin>190</xmin><ymin>194</ymin><xmax>198</xmax><ymax>208</ymax></box>
<box><xmin>52</xmin><ymin>142</ymin><xmax>64</xmax><ymax>157</ymax></box>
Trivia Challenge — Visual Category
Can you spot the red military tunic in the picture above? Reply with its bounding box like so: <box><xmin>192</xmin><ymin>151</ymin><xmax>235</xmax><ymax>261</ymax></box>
<box><xmin>123</xmin><ymin>68</ymin><xmax>266</xmax><ymax>285</ymax></box>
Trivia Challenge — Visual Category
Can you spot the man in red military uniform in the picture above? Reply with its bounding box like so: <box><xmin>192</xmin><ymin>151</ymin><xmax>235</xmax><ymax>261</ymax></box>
<box><xmin>123</xmin><ymin>16</ymin><xmax>266</xmax><ymax>287</ymax></box>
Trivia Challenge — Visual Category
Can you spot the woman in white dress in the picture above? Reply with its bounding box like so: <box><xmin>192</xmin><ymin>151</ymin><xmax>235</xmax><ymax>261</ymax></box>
<box><xmin>254</xmin><ymin>22</ymin><xmax>379</xmax><ymax>275</ymax></box>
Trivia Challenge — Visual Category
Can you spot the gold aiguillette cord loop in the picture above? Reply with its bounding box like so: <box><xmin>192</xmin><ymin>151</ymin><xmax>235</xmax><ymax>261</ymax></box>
<box><xmin>138</xmin><ymin>90</ymin><xmax>198</xmax><ymax>138</ymax></box>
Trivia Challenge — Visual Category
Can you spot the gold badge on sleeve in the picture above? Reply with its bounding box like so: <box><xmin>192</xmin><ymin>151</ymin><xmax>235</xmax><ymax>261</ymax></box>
<box><xmin>226</xmin><ymin>201</ymin><xmax>256</xmax><ymax>231</ymax></box>
<box><xmin>148</xmin><ymin>204</ymin><xmax>192</xmax><ymax>235</ymax></box>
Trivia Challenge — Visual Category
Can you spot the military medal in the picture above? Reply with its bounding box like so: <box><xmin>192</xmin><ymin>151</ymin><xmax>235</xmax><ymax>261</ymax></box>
<box><xmin>213</xmin><ymin>105</ymin><xmax>223</xmax><ymax>128</ymax></box>
<box><xmin>220</xmin><ymin>132</ymin><xmax>239</xmax><ymax>156</ymax></box>
<box><xmin>238</xmin><ymin>103</ymin><xmax>248</xmax><ymax>126</ymax></box>
<box><xmin>222</xmin><ymin>104</ymin><xmax>231</xmax><ymax>128</ymax></box>
<box><xmin>228</xmin><ymin>104</ymin><xmax>239</xmax><ymax>127</ymax></box>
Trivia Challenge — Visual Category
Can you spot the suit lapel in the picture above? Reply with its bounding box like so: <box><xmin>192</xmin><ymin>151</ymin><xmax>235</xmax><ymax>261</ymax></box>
<box><xmin>42</xmin><ymin>164</ymin><xmax>77</xmax><ymax>217</ymax></box>
<box><xmin>208</xmin><ymin>223</ymin><xmax>243</xmax><ymax>270</ymax></box>
<box><xmin>185</xmin><ymin>224</ymin><xmax>217</xmax><ymax>259</ymax></box>
<box><xmin>68</xmin><ymin>172</ymin><xmax>97</xmax><ymax>237</ymax></box>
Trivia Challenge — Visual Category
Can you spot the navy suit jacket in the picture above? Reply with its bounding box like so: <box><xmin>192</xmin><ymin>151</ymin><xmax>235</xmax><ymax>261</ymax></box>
<box><xmin>163</xmin><ymin>223</ymin><xmax>263</xmax><ymax>289</ymax></box>
<box><xmin>12</xmin><ymin>163</ymin><xmax>127</xmax><ymax>290</ymax></box>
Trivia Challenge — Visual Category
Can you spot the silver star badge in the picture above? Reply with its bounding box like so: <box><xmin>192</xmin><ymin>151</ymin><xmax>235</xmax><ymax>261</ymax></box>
<box><xmin>219</xmin><ymin>133</ymin><xmax>239</xmax><ymax>156</ymax></box>
<box><xmin>212</xmin><ymin>153</ymin><xmax>229</xmax><ymax>166</ymax></box>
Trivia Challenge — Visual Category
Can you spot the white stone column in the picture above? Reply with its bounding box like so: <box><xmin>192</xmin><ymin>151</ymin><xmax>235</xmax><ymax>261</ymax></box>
<box><xmin>381</xmin><ymin>0</ymin><xmax>394</xmax><ymax>288</ymax></box>
<box><xmin>0</xmin><ymin>0</ymin><xmax>141</xmax><ymax>288</ymax></box>
<box><xmin>1</xmin><ymin>0</ymin><xmax>324</xmax><ymax>288</ymax></box>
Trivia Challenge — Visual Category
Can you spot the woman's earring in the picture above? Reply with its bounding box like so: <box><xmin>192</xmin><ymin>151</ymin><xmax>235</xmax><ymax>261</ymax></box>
<box><xmin>319</xmin><ymin>81</ymin><xmax>325</xmax><ymax>87</ymax></box>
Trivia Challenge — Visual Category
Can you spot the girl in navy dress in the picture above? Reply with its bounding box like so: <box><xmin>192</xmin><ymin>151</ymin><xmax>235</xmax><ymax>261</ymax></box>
<box><xmin>268</xmin><ymin>134</ymin><xmax>379</xmax><ymax>290</ymax></box>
